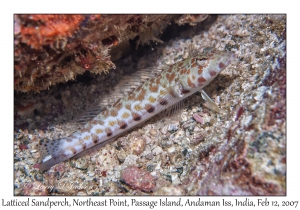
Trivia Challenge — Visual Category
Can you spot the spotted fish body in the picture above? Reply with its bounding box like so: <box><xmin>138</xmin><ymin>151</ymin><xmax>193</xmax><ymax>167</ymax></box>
<box><xmin>38</xmin><ymin>48</ymin><xmax>236</xmax><ymax>171</ymax></box>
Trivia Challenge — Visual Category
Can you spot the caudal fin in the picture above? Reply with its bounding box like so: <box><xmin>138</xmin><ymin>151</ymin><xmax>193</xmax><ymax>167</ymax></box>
<box><xmin>37</xmin><ymin>138</ymin><xmax>68</xmax><ymax>172</ymax></box>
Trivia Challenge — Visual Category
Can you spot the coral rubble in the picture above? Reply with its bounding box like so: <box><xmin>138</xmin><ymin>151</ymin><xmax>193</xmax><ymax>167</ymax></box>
<box><xmin>14</xmin><ymin>14</ymin><xmax>179</xmax><ymax>92</ymax></box>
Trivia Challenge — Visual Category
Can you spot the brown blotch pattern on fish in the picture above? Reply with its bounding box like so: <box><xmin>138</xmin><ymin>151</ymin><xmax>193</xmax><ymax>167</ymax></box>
<box><xmin>178</xmin><ymin>62</ymin><xmax>184</xmax><ymax>67</ymax></box>
<box><xmin>136</xmin><ymin>88</ymin><xmax>146</xmax><ymax>101</ymax></box>
<box><xmin>128</xmin><ymin>93</ymin><xmax>136</xmax><ymax>101</ymax></box>
<box><xmin>149</xmin><ymin>83</ymin><xmax>159</xmax><ymax>93</ymax></box>
<box><xmin>154</xmin><ymin>77</ymin><xmax>160</xmax><ymax>85</ymax></box>
<box><xmin>82</xmin><ymin>124</ymin><xmax>93</xmax><ymax>133</ymax></box>
<box><xmin>198</xmin><ymin>76</ymin><xmax>207</xmax><ymax>85</ymax></box>
<box><xmin>105</xmin><ymin>128</ymin><xmax>113</xmax><ymax>137</ymax></box>
<box><xmin>135</xmin><ymin>85</ymin><xmax>143</xmax><ymax>92</ymax></box>
<box><xmin>182</xmin><ymin>89</ymin><xmax>190</xmax><ymax>94</ymax></box>
<box><xmin>149</xmin><ymin>77</ymin><xmax>156</xmax><ymax>83</ymax></box>
<box><xmin>167</xmin><ymin>67</ymin><xmax>173</xmax><ymax>73</ymax></box>
<box><xmin>192</xmin><ymin>75</ymin><xmax>196</xmax><ymax>80</ymax></box>
<box><xmin>91</xmin><ymin>133</ymin><xmax>99</xmax><ymax>143</ymax></box>
<box><xmin>82</xmin><ymin>143</ymin><xmax>86</xmax><ymax>150</ymax></box>
<box><xmin>113</xmin><ymin>100</ymin><xmax>122</xmax><ymax>110</ymax></box>
<box><xmin>198</xmin><ymin>66</ymin><xmax>203</xmax><ymax>74</ymax></box>
<box><xmin>179</xmin><ymin>69</ymin><xmax>187</xmax><ymax>75</ymax></box>
<box><xmin>133</xmin><ymin>113</ymin><xmax>142</xmax><ymax>121</ymax></box>
<box><xmin>118</xmin><ymin>121</ymin><xmax>128</xmax><ymax>129</ymax></box>
<box><xmin>219</xmin><ymin>62</ymin><xmax>225</xmax><ymax>69</ymax></box>
<box><xmin>91</xmin><ymin>120</ymin><xmax>99</xmax><ymax>125</ymax></box>
<box><xmin>188</xmin><ymin>77</ymin><xmax>196</xmax><ymax>88</ymax></box>
<box><xmin>191</xmin><ymin>58</ymin><xmax>196</xmax><ymax>63</ymax></box>
<box><xmin>191</xmin><ymin>62</ymin><xmax>197</xmax><ymax>68</ymax></box>
<box><xmin>145</xmin><ymin>104</ymin><xmax>155</xmax><ymax>113</ymax></box>
<box><xmin>166</xmin><ymin>72</ymin><xmax>176</xmax><ymax>83</ymax></box>
<box><xmin>68</xmin><ymin>147</ymin><xmax>77</xmax><ymax>155</ymax></box>
<box><xmin>110</xmin><ymin>109</ymin><xmax>118</xmax><ymax>117</ymax></box>
<box><xmin>209</xmin><ymin>70</ymin><xmax>217</xmax><ymax>77</ymax></box>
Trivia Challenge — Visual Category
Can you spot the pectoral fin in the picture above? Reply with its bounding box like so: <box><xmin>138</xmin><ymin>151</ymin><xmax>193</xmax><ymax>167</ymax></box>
<box><xmin>200</xmin><ymin>90</ymin><xmax>221</xmax><ymax>113</ymax></box>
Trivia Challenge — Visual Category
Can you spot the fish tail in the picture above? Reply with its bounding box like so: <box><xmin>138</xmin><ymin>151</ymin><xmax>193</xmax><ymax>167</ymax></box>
<box><xmin>37</xmin><ymin>138</ymin><xmax>68</xmax><ymax>171</ymax></box>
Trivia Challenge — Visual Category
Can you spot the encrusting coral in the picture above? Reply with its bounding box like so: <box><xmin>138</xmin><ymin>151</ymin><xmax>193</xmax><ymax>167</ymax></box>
<box><xmin>14</xmin><ymin>14</ymin><xmax>203</xmax><ymax>92</ymax></box>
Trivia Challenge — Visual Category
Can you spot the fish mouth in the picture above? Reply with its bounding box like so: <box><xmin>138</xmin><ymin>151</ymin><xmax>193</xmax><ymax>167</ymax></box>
<box><xmin>225</xmin><ymin>52</ymin><xmax>237</xmax><ymax>66</ymax></box>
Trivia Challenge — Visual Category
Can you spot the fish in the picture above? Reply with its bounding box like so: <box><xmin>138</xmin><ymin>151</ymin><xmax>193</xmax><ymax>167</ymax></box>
<box><xmin>38</xmin><ymin>47</ymin><xmax>237</xmax><ymax>171</ymax></box>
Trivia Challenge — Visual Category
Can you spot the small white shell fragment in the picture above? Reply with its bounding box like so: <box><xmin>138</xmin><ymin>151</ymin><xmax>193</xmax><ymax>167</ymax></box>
<box><xmin>143</xmin><ymin>135</ymin><xmax>152</xmax><ymax>144</ymax></box>
<box><xmin>167</xmin><ymin>146</ymin><xmax>176</xmax><ymax>153</ymax></box>
<box><xmin>243</xmin><ymin>115</ymin><xmax>253</xmax><ymax>127</ymax></box>
<box><xmin>168</xmin><ymin>123</ymin><xmax>179</xmax><ymax>132</ymax></box>
<box><xmin>152</xmin><ymin>146</ymin><xmax>163</xmax><ymax>155</ymax></box>
<box><xmin>123</xmin><ymin>155</ymin><xmax>139</xmax><ymax>166</ymax></box>
<box><xmin>161</xmin><ymin>125</ymin><xmax>168</xmax><ymax>134</ymax></box>
<box><xmin>254</xmin><ymin>86</ymin><xmax>268</xmax><ymax>101</ymax></box>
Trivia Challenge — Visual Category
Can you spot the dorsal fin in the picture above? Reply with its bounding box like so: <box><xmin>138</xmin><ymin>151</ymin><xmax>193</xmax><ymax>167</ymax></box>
<box><xmin>75</xmin><ymin>67</ymin><xmax>165</xmax><ymax>125</ymax></box>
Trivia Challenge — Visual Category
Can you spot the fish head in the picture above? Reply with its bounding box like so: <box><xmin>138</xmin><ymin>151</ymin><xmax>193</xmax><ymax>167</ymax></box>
<box><xmin>188</xmin><ymin>48</ymin><xmax>237</xmax><ymax>88</ymax></box>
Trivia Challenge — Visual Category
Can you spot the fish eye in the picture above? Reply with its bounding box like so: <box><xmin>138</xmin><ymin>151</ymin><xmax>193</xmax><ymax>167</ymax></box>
<box><xmin>197</xmin><ymin>57</ymin><xmax>207</xmax><ymax>61</ymax></box>
<box><xmin>196</xmin><ymin>57</ymin><xmax>208</xmax><ymax>66</ymax></box>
